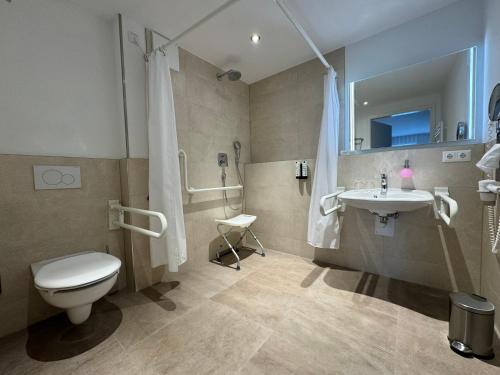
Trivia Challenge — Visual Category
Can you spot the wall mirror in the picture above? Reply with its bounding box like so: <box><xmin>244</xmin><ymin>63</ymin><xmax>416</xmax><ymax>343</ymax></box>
<box><xmin>348</xmin><ymin>47</ymin><xmax>477</xmax><ymax>152</ymax></box>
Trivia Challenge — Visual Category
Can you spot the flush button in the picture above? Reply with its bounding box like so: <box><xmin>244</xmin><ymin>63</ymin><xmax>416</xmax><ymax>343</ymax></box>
<box><xmin>33</xmin><ymin>165</ymin><xmax>81</xmax><ymax>190</ymax></box>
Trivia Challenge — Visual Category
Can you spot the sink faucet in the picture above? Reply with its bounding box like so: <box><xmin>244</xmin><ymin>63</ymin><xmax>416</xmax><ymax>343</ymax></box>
<box><xmin>380</xmin><ymin>173</ymin><xmax>388</xmax><ymax>195</ymax></box>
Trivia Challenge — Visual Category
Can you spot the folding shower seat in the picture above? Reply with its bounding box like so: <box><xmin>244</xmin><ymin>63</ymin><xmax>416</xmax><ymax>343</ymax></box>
<box><xmin>215</xmin><ymin>214</ymin><xmax>265</xmax><ymax>270</ymax></box>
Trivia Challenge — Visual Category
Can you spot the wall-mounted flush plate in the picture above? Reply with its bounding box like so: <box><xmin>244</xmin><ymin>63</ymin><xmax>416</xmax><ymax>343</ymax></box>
<box><xmin>442</xmin><ymin>150</ymin><xmax>471</xmax><ymax>163</ymax></box>
<box><xmin>33</xmin><ymin>165</ymin><xmax>81</xmax><ymax>190</ymax></box>
<box><xmin>218</xmin><ymin>153</ymin><xmax>228</xmax><ymax>167</ymax></box>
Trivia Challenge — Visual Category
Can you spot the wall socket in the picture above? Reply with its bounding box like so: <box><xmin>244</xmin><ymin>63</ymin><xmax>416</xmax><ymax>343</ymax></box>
<box><xmin>442</xmin><ymin>150</ymin><xmax>471</xmax><ymax>163</ymax></box>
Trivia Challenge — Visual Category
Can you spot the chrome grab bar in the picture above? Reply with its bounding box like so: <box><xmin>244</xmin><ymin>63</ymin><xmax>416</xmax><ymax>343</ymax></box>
<box><xmin>434</xmin><ymin>187</ymin><xmax>458</xmax><ymax>228</ymax></box>
<box><xmin>108</xmin><ymin>200</ymin><xmax>167</xmax><ymax>238</ymax></box>
<box><xmin>319</xmin><ymin>188</ymin><xmax>346</xmax><ymax>216</ymax></box>
<box><xmin>178</xmin><ymin>149</ymin><xmax>243</xmax><ymax>194</ymax></box>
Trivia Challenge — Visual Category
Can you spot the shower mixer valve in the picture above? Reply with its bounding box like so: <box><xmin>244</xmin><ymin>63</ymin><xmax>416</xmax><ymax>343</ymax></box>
<box><xmin>218</xmin><ymin>153</ymin><xmax>228</xmax><ymax>167</ymax></box>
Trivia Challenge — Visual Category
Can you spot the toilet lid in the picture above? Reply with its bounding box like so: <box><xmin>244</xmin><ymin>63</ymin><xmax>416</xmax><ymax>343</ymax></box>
<box><xmin>34</xmin><ymin>252</ymin><xmax>121</xmax><ymax>290</ymax></box>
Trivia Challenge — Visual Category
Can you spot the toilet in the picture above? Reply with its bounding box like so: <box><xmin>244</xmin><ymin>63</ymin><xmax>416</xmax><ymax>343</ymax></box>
<box><xmin>31</xmin><ymin>251</ymin><xmax>121</xmax><ymax>324</ymax></box>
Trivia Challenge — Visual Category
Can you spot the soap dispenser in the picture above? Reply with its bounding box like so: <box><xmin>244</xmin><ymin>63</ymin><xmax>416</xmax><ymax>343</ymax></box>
<box><xmin>400</xmin><ymin>160</ymin><xmax>413</xmax><ymax>178</ymax></box>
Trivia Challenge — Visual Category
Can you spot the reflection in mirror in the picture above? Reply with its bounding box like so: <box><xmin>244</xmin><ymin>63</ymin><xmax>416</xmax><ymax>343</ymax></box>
<box><xmin>489</xmin><ymin>83</ymin><xmax>500</xmax><ymax>122</ymax></box>
<box><xmin>350</xmin><ymin>47</ymin><xmax>476</xmax><ymax>151</ymax></box>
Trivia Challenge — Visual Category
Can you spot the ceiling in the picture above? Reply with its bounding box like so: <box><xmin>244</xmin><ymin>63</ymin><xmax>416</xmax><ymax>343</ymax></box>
<box><xmin>69</xmin><ymin>0</ymin><xmax>460</xmax><ymax>83</ymax></box>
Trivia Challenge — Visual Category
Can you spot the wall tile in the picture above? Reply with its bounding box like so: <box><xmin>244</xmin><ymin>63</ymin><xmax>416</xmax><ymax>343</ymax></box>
<box><xmin>249</xmin><ymin>48</ymin><xmax>345</xmax><ymax>163</ymax></box>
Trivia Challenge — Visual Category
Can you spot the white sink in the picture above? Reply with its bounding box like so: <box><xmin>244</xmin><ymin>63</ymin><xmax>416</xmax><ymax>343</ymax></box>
<box><xmin>338</xmin><ymin>188</ymin><xmax>434</xmax><ymax>216</ymax></box>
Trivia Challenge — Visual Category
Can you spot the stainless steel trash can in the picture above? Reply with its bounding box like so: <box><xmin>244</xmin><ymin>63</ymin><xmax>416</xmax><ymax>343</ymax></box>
<box><xmin>448</xmin><ymin>292</ymin><xmax>495</xmax><ymax>357</ymax></box>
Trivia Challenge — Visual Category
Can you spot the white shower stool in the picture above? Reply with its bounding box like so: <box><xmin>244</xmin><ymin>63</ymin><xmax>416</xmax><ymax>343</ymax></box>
<box><xmin>215</xmin><ymin>214</ymin><xmax>265</xmax><ymax>271</ymax></box>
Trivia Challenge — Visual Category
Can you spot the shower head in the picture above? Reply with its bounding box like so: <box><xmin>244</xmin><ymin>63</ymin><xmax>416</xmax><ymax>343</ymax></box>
<box><xmin>216</xmin><ymin>69</ymin><xmax>242</xmax><ymax>81</ymax></box>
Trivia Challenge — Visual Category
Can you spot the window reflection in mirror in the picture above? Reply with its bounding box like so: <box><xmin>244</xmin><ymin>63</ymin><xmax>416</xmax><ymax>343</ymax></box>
<box><xmin>350</xmin><ymin>47</ymin><xmax>476</xmax><ymax>151</ymax></box>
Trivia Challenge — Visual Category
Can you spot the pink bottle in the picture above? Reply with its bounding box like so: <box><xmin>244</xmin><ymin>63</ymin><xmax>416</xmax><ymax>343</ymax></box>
<box><xmin>400</xmin><ymin>160</ymin><xmax>413</xmax><ymax>178</ymax></box>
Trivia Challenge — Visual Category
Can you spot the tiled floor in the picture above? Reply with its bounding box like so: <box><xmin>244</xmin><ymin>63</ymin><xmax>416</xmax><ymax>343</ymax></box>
<box><xmin>1</xmin><ymin>249</ymin><xmax>499</xmax><ymax>374</ymax></box>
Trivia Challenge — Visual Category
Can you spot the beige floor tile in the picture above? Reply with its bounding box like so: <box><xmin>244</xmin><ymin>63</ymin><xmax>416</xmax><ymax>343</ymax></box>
<box><xmin>94</xmin><ymin>300</ymin><xmax>272</xmax><ymax>375</ymax></box>
<box><xmin>105</xmin><ymin>291</ymin><xmax>174</xmax><ymax>349</ymax></box>
<box><xmin>395</xmin><ymin>327</ymin><xmax>499</xmax><ymax>375</ymax></box>
<box><xmin>292</xmin><ymin>295</ymin><xmax>398</xmax><ymax>354</ymax></box>
<box><xmin>211</xmin><ymin>277</ymin><xmax>299</xmax><ymax>329</ymax></box>
<box><xmin>107</xmin><ymin>281</ymin><xmax>208</xmax><ymax>349</ymax></box>
<box><xmin>242</xmin><ymin>305</ymin><xmax>395</xmax><ymax>375</ymax></box>
<box><xmin>170</xmin><ymin>262</ymin><xmax>253</xmax><ymax>298</ymax></box>
<box><xmin>0</xmin><ymin>330</ymin><xmax>124</xmax><ymax>375</ymax></box>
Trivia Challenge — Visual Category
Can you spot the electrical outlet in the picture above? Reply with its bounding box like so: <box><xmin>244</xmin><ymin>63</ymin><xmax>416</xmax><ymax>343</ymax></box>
<box><xmin>442</xmin><ymin>150</ymin><xmax>471</xmax><ymax>163</ymax></box>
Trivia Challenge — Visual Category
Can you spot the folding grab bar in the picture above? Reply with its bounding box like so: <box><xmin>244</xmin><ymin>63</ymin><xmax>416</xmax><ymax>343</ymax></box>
<box><xmin>319</xmin><ymin>188</ymin><xmax>346</xmax><ymax>216</ymax></box>
<box><xmin>178</xmin><ymin>149</ymin><xmax>243</xmax><ymax>194</ymax></box>
<box><xmin>108</xmin><ymin>200</ymin><xmax>167</xmax><ymax>238</ymax></box>
<box><xmin>434</xmin><ymin>187</ymin><xmax>458</xmax><ymax>228</ymax></box>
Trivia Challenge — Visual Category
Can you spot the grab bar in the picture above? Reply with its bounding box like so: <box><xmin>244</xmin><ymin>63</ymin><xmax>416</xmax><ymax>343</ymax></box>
<box><xmin>319</xmin><ymin>188</ymin><xmax>346</xmax><ymax>216</ymax></box>
<box><xmin>108</xmin><ymin>200</ymin><xmax>167</xmax><ymax>238</ymax></box>
<box><xmin>434</xmin><ymin>187</ymin><xmax>458</xmax><ymax>228</ymax></box>
<box><xmin>178</xmin><ymin>149</ymin><xmax>243</xmax><ymax>194</ymax></box>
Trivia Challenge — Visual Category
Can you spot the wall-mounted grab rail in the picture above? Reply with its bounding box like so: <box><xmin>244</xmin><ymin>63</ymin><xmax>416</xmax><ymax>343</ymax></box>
<box><xmin>319</xmin><ymin>188</ymin><xmax>346</xmax><ymax>216</ymax></box>
<box><xmin>486</xmin><ymin>183</ymin><xmax>500</xmax><ymax>194</ymax></box>
<box><xmin>178</xmin><ymin>149</ymin><xmax>243</xmax><ymax>194</ymax></box>
<box><xmin>108</xmin><ymin>200</ymin><xmax>167</xmax><ymax>238</ymax></box>
<box><xmin>434</xmin><ymin>187</ymin><xmax>458</xmax><ymax>228</ymax></box>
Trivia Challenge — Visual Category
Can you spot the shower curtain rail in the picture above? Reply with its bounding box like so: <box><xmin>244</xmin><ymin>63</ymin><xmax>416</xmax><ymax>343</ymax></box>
<box><xmin>178</xmin><ymin>149</ymin><xmax>243</xmax><ymax>194</ymax></box>
<box><xmin>274</xmin><ymin>0</ymin><xmax>332</xmax><ymax>70</ymax></box>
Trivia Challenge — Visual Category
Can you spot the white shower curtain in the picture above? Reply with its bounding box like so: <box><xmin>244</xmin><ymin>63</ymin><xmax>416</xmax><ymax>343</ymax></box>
<box><xmin>307</xmin><ymin>67</ymin><xmax>341</xmax><ymax>249</ymax></box>
<box><xmin>148</xmin><ymin>51</ymin><xmax>187</xmax><ymax>271</ymax></box>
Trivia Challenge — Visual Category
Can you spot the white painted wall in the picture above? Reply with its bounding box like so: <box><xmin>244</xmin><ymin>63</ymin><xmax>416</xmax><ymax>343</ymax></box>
<box><xmin>119</xmin><ymin>17</ymin><xmax>148</xmax><ymax>159</ymax></box>
<box><xmin>0</xmin><ymin>0</ymin><xmax>125</xmax><ymax>158</ymax></box>
<box><xmin>119</xmin><ymin>17</ymin><xmax>179</xmax><ymax>158</ymax></box>
<box><xmin>345</xmin><ymin>0</ymin><xmax>485</xmax><ymax>148</ymax></box>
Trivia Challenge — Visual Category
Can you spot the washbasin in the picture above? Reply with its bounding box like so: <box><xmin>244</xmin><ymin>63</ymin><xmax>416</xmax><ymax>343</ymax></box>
<box><xmin>338</xmin><ymin>188</ymin><xmax>434</xmax><ymax>216</ymax></box>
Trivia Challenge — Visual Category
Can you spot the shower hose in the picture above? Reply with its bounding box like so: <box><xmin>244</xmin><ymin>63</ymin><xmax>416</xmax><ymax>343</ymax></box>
<box><xmin>222</xmin><ymin>161</ymin><xmax>244</xmax><ymax>217</ymax></box>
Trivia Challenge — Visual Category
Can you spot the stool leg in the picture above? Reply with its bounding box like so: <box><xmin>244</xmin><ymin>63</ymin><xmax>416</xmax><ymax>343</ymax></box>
<box><xmin>221</xmin><ymin>233</ymin><xmax>241</xmax><ymax>270</ymax></box>
<box><xmin>233</xmin><ymin>230</ymin><xmax>246</xmax><ymax>250</ymax></box>
<box><xmin>247</xmin><ymin>227</ymin><xmax>265</xmax><ymax>257</ymax></box>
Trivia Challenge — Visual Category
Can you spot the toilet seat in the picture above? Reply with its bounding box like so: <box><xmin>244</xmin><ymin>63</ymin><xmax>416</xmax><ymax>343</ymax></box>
<box><xmin>33</xmin><ymin>251</ymin><xmax>121</xmax><ymax>292</ymax></box>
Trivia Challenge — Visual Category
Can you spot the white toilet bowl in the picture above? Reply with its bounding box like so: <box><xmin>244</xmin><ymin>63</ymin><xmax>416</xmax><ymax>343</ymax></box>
<box><xmin>31</xmin><ymin>251</ymin><xmax>121</xmax><ymax>324</ymax></box>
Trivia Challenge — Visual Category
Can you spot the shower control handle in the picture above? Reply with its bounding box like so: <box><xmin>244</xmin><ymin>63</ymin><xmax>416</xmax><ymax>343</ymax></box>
<box><xmin>218</xmin><ymin>153</ymin><xmax>228</xmax><ymax>167</ymax></box>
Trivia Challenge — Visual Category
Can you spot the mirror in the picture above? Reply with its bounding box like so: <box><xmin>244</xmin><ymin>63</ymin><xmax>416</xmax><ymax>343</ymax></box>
<box><xmin>350</xmin><ymin>47</ymin><xmax>476</xmax><ymax>151</ymax></box>
<box><xmin>489</xmin><ymin>83</ymin><xmax>500</xmax><ymax>121</ymax></box>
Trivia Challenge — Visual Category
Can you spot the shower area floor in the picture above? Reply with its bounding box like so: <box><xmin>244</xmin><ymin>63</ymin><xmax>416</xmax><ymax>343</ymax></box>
<box><xmin>1</xmin><ymin>249</ymin><xmax>499</xmax><ymax>374</ymax></box>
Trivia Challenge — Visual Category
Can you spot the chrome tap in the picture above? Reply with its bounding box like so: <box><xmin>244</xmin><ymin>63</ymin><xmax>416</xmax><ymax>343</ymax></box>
<box><xmin>380</xmin><ymin>173</ymin><xmax>388</xmax><ymax>195</ymax></box>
